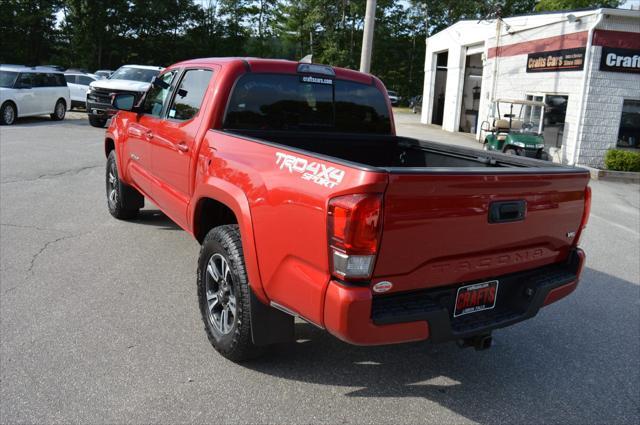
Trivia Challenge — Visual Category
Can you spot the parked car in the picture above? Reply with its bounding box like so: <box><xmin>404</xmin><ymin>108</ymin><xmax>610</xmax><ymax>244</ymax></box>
<box><xmin>86</xmin><ymin>64</ymin><xmax>162</xmax><ymax>128</ymax></box>
<box><xmin>105</xmin><ymin>58</ymin><xmax>591</xmax><ymax>362</ymax></box>
<box><xmin>94</xmin><ymin>70</ymin><xmax>113</xmax><ymax>79</ymax></box>
<box><xmin>0</xmin><ymin>65</ymin><xmax>70</xmax><ymax>125</ymax></box>
<box><xmin>64</xmin><ymin>72</ymin><xmax>98</xmax><ymax>109</ymax></box>
<box><xmin>387</xmin><ymin>90</ymin><xmax>400</xmax><ymax>106</ymax></box>
<box><xmin>409</xmin><ymin>95</ymin><xmax>422</xmax><ymax>114</ymax></box>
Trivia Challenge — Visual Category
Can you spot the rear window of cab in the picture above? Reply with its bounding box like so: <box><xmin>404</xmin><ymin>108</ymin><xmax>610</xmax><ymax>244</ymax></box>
<box><xmin>223</xmin><ymin>74</ymin><xmax>391</xmax><ymax>134</ymax></box>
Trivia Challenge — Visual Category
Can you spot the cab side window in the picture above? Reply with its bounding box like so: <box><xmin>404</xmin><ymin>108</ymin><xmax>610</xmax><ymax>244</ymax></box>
<box><xmin>17</xmin><ymin>73</ymin><xmax>34</xmax><ymax>88</ymax></box>
<box><xmin>167</xmin><ymin>69</ymin><xmax>212</xmax><ymax>121</ymax></box>
<box><xmin>142</xmin><ymin>71</ymin><xmax>176</xmax><ymax>117</ymax></box>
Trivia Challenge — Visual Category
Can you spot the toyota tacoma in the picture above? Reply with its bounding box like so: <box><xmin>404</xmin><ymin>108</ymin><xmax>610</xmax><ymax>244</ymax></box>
<box><xmin>104</xmin><ymin>58</ymin><xmax>591</xmax><ymax>361</ymax></box>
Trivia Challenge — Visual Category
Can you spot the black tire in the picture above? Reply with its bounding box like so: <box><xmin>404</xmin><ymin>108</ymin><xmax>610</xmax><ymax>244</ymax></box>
<box><xmin>89</xmin><ymin>115</ymin><xmax>107</xmax><ymax>128</ymax></box>
<box><xmin>50</xmin><ymin>99</ymin><xmax>66</xmax><ymax>121</ymax></box>
<box><xmin>106</xmin><ymin>151</ymin><xmax>139</xmax><ymax>219</ymax></box>
<box><xmin>197</xmin><ymin>225</ymin><xmax>264</xmax><ymax>362</ymax></box>
<box><xmin>504</xmin><ymin>148</ymin><xmax>517</xmax><ymax>155</ymax></box>
<box><xmin>539</xmin><ymin>151</ymin><xmax>550</xmax><ymax>161</ymax></box>
<box><xmin>1</xmin><ymin>102</ymin><xmax>17</xmax><ymax>125</ymax></box>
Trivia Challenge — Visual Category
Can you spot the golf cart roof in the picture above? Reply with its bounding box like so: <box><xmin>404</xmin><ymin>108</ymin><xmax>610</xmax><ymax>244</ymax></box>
<box><xmin>494</xmin><ymin>98</ymin><xmax>546</xmax><ymax>107</ymax></box>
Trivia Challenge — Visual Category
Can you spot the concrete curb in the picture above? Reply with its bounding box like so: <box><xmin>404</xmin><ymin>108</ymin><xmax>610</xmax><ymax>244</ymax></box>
<box><xmin>581</xmin><ymin>166</ymin><xmax>640</xmax><ymax>183</ymax></box>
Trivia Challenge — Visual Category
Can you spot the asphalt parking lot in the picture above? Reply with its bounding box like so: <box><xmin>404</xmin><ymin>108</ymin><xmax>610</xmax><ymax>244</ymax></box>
<box><xmin>1</xmin><ymin>112</ymin><xmax>638</xmax><ymax>424</ymax></box>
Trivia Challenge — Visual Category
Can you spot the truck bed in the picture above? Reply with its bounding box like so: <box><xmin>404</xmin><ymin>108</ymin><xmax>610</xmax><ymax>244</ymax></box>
<box><xmin>225</xmin><ymin>129</ymin><xmax>577</xmax><ymax>172</ymax></box>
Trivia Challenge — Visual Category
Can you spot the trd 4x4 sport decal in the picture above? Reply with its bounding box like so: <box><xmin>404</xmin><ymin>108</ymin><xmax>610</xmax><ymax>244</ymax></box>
<box><xmin>275</xmin><ymin>152</ymin><xmax>345</xmax><ymax>188</ymax></box>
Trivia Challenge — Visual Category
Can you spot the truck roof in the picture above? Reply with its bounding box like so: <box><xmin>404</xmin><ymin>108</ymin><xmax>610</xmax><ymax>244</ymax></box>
<box><xmin>170</xmin><ymin>57</ymin><xmax>375</xmax><ymax>85</ymax></box>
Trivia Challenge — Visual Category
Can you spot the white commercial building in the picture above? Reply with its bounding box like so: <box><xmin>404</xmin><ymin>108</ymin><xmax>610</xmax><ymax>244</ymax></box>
<box><xmin>420</xmin><ymin>8</ymin><xmax>640</xmax><ymax>167</ymax></box>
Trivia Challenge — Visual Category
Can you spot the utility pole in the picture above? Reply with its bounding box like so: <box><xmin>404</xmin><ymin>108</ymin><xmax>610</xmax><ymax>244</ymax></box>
<box><xmin>359</xmin><ymin>0</ymin><xmax>376</xmax><ymax>73</ymax></box>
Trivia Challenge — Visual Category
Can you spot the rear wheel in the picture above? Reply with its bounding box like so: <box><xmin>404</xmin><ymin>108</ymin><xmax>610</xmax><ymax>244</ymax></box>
<box><xmin>0</xmin><ymin>102</ymin><xmax>16</xmax><ymax>125</ymax></box>
<box><xmin>197</xmin><ymin>225</ymin><xmax>265</xmax><ymax>362</ymax></box>
<box><xmin>50</xmin><ymin>99</ymin><xmax>66</xmax><ymax>121</ymax></box>
<box><xmin>504</xmin><ymin>148</ymin><xmax>517</xmax><ymax>155</ymax></box>
<box><xmin>106</xmin><ymin>151</ymin><xmax>140</xmax><ymax>220</ymax></box>
<box><xmin>89</xmin><ymin>115</ymin><xmax>107</xmax><ymax>128</ymax></box>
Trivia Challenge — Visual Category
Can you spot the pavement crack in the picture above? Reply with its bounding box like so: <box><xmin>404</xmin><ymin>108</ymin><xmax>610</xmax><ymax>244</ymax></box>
<box><xmin>1</xmin><ymin>165</ymin><xmax>102</xmax><ymax>184</ymax></box>
<box><xmin>24</xmin><ymin>230</ymin><xmax>93</xmax><ymax>278</ymax></box>
<box><xmin>1</xmin><ymin>222</ymin><xmax>67</xmax><ymax>233</ymax></box>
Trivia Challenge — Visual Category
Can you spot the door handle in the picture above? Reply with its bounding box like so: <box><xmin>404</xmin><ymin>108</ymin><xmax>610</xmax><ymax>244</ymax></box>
<box><xmin>176</xmin><ymin>142</ymin><xmax>189</xmax><ymax>152</ymax></box>
<box><xmin>145</xmin><ymin>131</ymin><xmax>154</xmax><ymax>140</ymax></box>
<box><xmin>488</xmin><ymin>200</ymin><xmax>527</xmax><ymax>223</ymax></box>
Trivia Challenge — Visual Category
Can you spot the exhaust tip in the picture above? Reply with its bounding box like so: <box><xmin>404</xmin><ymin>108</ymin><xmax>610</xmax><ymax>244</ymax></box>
<box><xmin>457</xmin><ymin>334</ymin><xmax>493</xmax><ymax>351</ymax></box>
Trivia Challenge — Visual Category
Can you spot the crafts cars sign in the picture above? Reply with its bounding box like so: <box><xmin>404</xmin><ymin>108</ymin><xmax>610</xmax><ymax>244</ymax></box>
<box><xmin>526</xmin><ymin>48</ymin><xmax>585</xmax><ymax>72</ymax></box>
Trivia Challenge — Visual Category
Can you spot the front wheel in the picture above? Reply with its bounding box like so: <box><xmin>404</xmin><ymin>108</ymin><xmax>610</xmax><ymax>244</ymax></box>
<box><xmin>50</xmin><ymin>99</ymin><xmax>66</xmax><ymax>121</ymax></box>
<box><xmin>0</xmin><ymin>102</ymin><xmax>16</xmax><ymax>125</ymax></box>
<box><xmin>197</xmin><ymin>225</ymin><xmax>265</xmax><ymax>362</ymax></box>
<box><xmin>504</xmin><ymin>148</ymin><xmax>517</xmax><ymax>155</ymax></box>
<box><xmin>89</xmin><ymin>115</ymin><xmax>107</xmax><ymax>128</ymax></box>
<box><xmin>106</xmin><ymin>151</ymin><xmax>140</xmax><ymax>219</ymax></box>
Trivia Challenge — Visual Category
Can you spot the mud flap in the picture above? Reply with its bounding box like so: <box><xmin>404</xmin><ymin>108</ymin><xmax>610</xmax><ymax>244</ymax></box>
<box><xmin>250</xmin><ymin>289</ymin><xmax>294</xmax><ymax>346</ymax></box>
<box><xmin>118</xmin><ymin>180</ymin><xmax>144</xmax><ymax>210</ymax></box>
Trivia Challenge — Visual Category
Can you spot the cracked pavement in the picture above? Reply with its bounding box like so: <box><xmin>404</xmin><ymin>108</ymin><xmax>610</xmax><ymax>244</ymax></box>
<box><xmin>0</xmin><ymin>112</ymin><xmax>638</xmax><ymax>424</ymax></box>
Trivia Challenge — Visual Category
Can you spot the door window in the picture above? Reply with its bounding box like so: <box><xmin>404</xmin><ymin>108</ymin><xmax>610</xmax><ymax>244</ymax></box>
<box><xmin>64</xmin><ymin>75</ymin><xmax>77</xmax><ymax>84</ymax></box>
<box><xmin>167</xmin><ymin>69</ymin><xmax>212</xmax><ymax>121</ymax></box>
<box><xmin>142</xmin><ymin>71</ymin><xmax>177</xmax><ymax>117</ymax></box>
<box><xmin>17</xmin><ymin>73</ymin><xmax>35</xmax><ymax>88</ymax></box>
<box><xmin>77</xmin><ymin>76</ymin><xmax>94</xmax><ymax>86</ymax></box>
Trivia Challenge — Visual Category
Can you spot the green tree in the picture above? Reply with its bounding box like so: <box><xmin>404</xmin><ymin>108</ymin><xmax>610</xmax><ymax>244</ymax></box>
<box><xmin>0</xmin><ymin>0</ymin><xmax>62</xmax><ymax>65</ymax></box>
<box><xmin>536</xmin><ymin>0</ymin><xmax>622</xmax><ymax>11</ymax></box>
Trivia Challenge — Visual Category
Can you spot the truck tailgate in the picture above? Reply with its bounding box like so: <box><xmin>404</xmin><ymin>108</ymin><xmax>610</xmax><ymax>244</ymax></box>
<box><xmin>373</xmin><ymin>171</ymin><xmax>590</xmax><ymax>293</ymax></box>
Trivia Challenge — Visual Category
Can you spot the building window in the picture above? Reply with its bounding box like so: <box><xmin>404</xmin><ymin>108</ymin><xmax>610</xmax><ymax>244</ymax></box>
<box><xmin>618</xmin><ymin>100</ymin><xmax>640</xmax><ymax>149</ymax></box>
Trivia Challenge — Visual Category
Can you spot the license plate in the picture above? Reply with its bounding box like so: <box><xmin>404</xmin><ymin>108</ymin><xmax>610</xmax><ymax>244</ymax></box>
<box><xmin>454</xmin><ymin>280</ymin><xmax>499</xmax><ymax>317</ymax></box>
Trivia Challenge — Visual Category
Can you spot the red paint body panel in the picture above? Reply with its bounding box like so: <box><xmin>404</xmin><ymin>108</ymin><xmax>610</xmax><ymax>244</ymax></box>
<box><xmin>373</xmin><ymin>172</ymin><xmax>589</xmax><ymax>294</ymax></box>
<box><xmin>106</xmin><ymin>58</ymin><xmax>590</xmax><ymax>346</ymax></box>
<box><xmin>323</xmin><ymin>281</ymin><xmax>429</xmax><ymax>345</ymax></box>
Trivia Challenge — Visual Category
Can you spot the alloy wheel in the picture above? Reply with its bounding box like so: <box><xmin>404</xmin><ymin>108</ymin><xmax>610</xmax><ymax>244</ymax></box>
<box><xmin>107</xmin><ymin>162</ymin><xmax>118</xmax><ymax>206</ymax></box>
<box><xmin>3</xmin><ymin>105</ymin><xmax>15</xmax><ymax>125</ymax></box>
<box><xmin>205</xmin><ymin>253</ymin><xmax>237</xmax><ymax>335</ymax></box>
<box><xmin>56</xmin><ymin>102</ymin><xmax>65</xmax><ymax>119</ymax></box>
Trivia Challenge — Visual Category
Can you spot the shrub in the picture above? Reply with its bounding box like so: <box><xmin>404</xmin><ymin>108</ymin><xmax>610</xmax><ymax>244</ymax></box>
<box><xmin>604</xmin><ymin>149</ymin><xmax>640</xmax><ymax>172</ymax></box>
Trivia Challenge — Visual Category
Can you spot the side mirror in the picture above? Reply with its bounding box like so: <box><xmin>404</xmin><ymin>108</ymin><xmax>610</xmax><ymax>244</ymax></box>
<box><xmin>151</xmin><ymin>76</ymin><xmax>169</xmax><ymax>89</ymax></box>
<box><xmin>111</xmin><ymin>93</ymin><xmax>137</xmax><ymax>111</ymax></box>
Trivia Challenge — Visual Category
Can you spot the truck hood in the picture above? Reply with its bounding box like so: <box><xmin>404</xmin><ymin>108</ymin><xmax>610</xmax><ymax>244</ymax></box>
<box><xmin>89</xmin><ymin>79</ymin><xmax>151</xmax><ymax>93</ymax></box>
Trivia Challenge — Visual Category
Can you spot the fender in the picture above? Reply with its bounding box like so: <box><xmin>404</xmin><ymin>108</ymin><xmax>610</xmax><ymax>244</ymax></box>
<box><xmin>105</xmin><ymin>118</ymin><xmax>130</xmax><ymax>183</ymax></box>
<box><xmin>189</xmin><ymin>177</ymin><xmax>267</xmax><ymax>304</ymax></box>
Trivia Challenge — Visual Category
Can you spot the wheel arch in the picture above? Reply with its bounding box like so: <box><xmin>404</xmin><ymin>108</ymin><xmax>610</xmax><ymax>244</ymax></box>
<box><xmin>104</xmin><ymin>137</ymin><xmax>115</xmax><ymax>157</ymax></box>
<box><xmin>190</xmin><ymin>182</ymin><xmax>266</xmax><ymax>303</ymax></box>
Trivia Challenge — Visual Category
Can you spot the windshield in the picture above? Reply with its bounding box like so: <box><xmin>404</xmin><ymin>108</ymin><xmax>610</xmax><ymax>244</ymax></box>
<box><xmin>494</xmin><ymin>102</ymin><xmax>542</xmax><ymax>134</ymax></box>
<box><xmin>224</xmin><ymin>74</ymin><xmax>391</xmax><ymax>134</ymax></box>
<box><xmin>110</xmin><ymin>67</ymin><xmax>159</xmax><ymax>82</ymax></box>
<box><xmin>0</xmin><ymin>71</ymin><xmax>18</xmax><ymax>88</ymax></box>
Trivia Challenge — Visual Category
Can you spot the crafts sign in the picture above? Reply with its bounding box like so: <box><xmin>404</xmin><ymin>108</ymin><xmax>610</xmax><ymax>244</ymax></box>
<box><xmin>599</xmin><ymin>47</ymin><xmax>640</xmax><ymax>74</ymax></box>
<box><xmin>526</xmin><ymin>48</ymin><xmax>585</xmax><ymax>72</ymax></box>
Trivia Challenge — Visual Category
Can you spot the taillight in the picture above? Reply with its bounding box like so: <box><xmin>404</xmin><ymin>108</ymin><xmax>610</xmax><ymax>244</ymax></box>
<box><xmin>328</xmin><ymin>193</ymin><xmax>382</xmax><ymax>280</ymax></box>
<box><xmin>575</xmin><ymin>186</ymin><xmax>591</xmax><ymax>245</ymax></box>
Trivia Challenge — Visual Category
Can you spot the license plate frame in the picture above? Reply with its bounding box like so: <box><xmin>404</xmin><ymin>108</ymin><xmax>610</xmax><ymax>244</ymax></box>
<box><xmin>453</xmin><ymin>280</ymin><xmax>499</xmax><ymax>318</ymax></box>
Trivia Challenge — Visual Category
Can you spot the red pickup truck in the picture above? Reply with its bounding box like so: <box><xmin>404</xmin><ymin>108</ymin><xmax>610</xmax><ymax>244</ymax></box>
<box><xmin>105</xmin><ymin>58</ymin><xmax>590</xmax><ymax>361</ymax></box>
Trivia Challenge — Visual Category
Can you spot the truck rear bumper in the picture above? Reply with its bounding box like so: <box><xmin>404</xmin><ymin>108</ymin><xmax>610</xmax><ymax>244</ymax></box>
<box><xmin>323</xmin><ymin>248</ymin><xmax>585</xmax><ymax>346</ymax></box>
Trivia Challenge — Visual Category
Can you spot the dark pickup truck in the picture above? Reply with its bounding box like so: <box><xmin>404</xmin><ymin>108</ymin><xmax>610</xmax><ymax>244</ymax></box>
<box><xmin>104</xmin><ymin>58</ymin><xmax>591</xmax><ymax>361</ymax></box>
